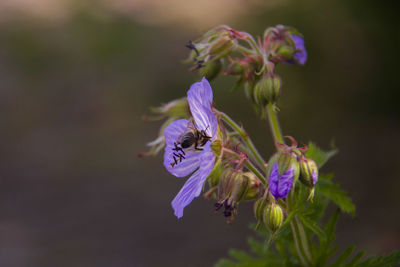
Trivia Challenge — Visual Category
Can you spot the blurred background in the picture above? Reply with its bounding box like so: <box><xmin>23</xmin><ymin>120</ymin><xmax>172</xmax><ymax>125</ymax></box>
<box><xmin>0</xmin><ymin>0</ymin><xmax>399</xmax><ymax>266</ymax></box>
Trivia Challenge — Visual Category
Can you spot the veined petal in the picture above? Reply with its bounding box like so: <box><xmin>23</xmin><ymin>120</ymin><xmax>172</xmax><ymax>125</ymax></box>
<box><xmin>187</xmin><ymin>78</ymin><xmax>218</xmax><ymax>138</ymax></box>
<box><xmin>269</xmin><ymin>163</ymin><xmax>294</xmax><ymax>199</ymax></box>
<box><xmin>163</xmin><ymin>119</ymin><xmax>200</xmax><ymax>177</ymax></box>
<box><xmin>163</xmin><ymin>119</ymin><xmax>189</xmax><ymax>146</ymax></box>
<box><xmin>171</xmin><ymin>146</ymin><xmax>215</xmax><ymax>218</ymax></box>
<box><xmin>187</xmin><ymin>77</ymin><xmax>213</xmax><ymax>107</ymax></box>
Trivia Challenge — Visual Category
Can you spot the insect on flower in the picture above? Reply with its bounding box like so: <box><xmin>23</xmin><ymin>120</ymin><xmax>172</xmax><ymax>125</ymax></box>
<box><xmin>170</xmin><ymin>121</ymin><xmax>212</xmax><ymax>167</ymax></box>
<box><xmin>163</xmin><ymin>78</ymin><xmax>218</xmax><ymax>218</ymax></box>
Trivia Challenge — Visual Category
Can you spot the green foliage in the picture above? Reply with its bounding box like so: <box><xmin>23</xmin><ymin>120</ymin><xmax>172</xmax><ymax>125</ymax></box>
<box><xmin>216</xmin><ymin>142</ymin><xmax>400</xmax><ymax>267</ymax></box>
<box><xmin>305</xmin><ymin>142</ymin><xmax>337</xmax><ymax>168</ymax></box>
<box><xmin>317</xmin><ymin>175</ymin><xmax>356</xmax><ymax>215</ymax></box>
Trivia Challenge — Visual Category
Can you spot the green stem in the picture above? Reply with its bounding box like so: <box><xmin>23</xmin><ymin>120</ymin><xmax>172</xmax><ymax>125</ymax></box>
<box><xmin>246</xmin><ymin>35</ymin><xmax>263</xmax><ymax>56</ymax></box>
<box><xmin>288</xmin><ymin>188</ymin><xmax>313</xmax><ymax>266</ymax></box>
<box><xmin>237</xmin><ymin>44</ymin><xmax>254</xmax><ymax>55</ymax></box>
<box><xmin>266</xmin><ymin>103</ymin><xmax>284</xmax><ymax>146</ymax></box>
<box><xmin>245</xmin><ymin>161</ymin><xmax>266</xmax><ymax>184</ymax></box>
<box><xmin>217</xmin><ymin>111</ymin><xmax>266</xmax><ymax>168</ymax></box>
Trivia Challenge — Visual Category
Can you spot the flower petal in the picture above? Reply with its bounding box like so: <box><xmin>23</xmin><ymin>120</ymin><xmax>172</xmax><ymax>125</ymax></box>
<box><xmin>269</xmin><ymin>163</ymin><xmax>294</xmax><ymax>199</ymax></box>
<box><xmin>291</xmin><ymin>34</ymin><xmax>307</xmax><ymax>65</ymax></box>
<box><xmin>187</xmin><ymin>78</ymin><xmax>218</xmax><ymax>138</ymax></box>
<box><xmin>163</xmin><ymin>119</ymin><xmax>200</xmax><ymax>177</ymax></box>
<box><xmin>171</xmin><ymin>145</ymin><xmax>215</xmax><ymax>218</ymax></box>
<box><xmin>187</xmin><ymin>77</ymin><xmax>213</xmax><ymax>107</ymax></box>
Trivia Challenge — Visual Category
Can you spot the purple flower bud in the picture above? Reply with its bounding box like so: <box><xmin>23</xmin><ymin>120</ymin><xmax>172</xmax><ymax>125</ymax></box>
<box><xmin>288</xmin><ymin>34</ymin><xmax>307</xmax><ymax>65</ymax></box>
<box><xmin>299</xmin><ymin>157</ymin><xmax>319</xmax><ymax>187</ymax></box>
<box><xmin>269</xmin><ymin>162</ymin><xmax>296</xmax><ymax>199</ymax></box>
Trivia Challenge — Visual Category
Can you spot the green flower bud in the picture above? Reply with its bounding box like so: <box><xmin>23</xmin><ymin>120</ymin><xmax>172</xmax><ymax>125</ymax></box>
<box><xmin>217</xmin><ymin>168</ymin><xmax>235</xmax><ymax>202</ymax></box>
<box><xmin>208</xmin><ymin>35</ymin><xmax>237</xmax><ymax>59</ymax></box>
<box><xmin>244</xmin><ymin>81</ymin><xmax>255</xmax><ymax>101</ymax></box>
<box><xmin>216</xmin><ymin>169</ymin><xmax>250</xmax><ymax>219</ymax></box>
<box><xmin>253</xmin><ymin>74</ymin><xmax>281</xmax><ymax>106</ymax></box>
<box><xmin>230</xmin><ymin>171</ymin><xmax>250</xmax><ymax>203</ymax></box>
<box><xmin>263</xmin><ymin>203</ymin><xmax>284</xmax><ymax>232</ymax></box>
<box><xmin>149</xmin><ymin>97</ymin><xmax>190</xmax><ymax>119</ymax></box>
<box><xmin>200</xmin><ymin>59</ymin><xmax>222</xmax><ymax>81</ymax></box>
<box><xmin>243</xmin><ymin>172</ymin><xmax>261</xmax><ymax>200</ymax></box>
<box><xmin>276</xmin><ymin>45</ymin><xmax>295</xmax><ymax>60</ymax></box>
<box><xmin>253</xmin><ymin>197</ymin><xmax>267</xmax><ymax>222</ymax></box>
<box><xmin>299</xmin><ymin>157</ymin><xmax>318</xmax><ymax>188</ymax></box>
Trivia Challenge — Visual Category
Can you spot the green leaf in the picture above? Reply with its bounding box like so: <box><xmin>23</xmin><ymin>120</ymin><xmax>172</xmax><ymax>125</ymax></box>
<box><xmin>298</xmin><ymin>214</ymin><xmax>327</xmax><ymax>241</ymax></box>
<box><xmin>345</xmin><ymin>250</ymin><xmax>365</xmax><ymax>266</ymax></box>
<box><xmin>356</xmin><ymin>251</ymin><xmax>400</xmax><ymax>267</ymax></box>
<box><xmin>330</xmin><ymin>245</ymin><xmax>355</xmax><ymax>267</ymax></box>
<box><xmin>306</xmin><ymin>142</ymin><xmax>337</xmax><ymax>168</ymax></box>
<box><xmin>318</xmin><ymin>180</ymin><xmax>356</xmax><ymax>215</ymax></box>
<box><xmin>229</xmin><ymin>250</ymin><xmax>254</xmax><ymax>262</ymax></box>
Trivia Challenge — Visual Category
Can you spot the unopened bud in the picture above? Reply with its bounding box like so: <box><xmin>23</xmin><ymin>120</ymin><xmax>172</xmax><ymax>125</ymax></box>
<box><xmin>253</xmin><ymin>74</ymin><xmax>281</xmax><ymax>106</ymax></box>
<box><xmin>230</xmin><ymin>171</ymin><xmax>250</xmax><ymax>203</ymax></box>
<box><xmin>208</xmin><ymin>35</ymin><xmax>237</xmax><ymax>59</ymax></box>
<box><xmin>266</xmin><ymin>151</ymin><xmax>300</xmax><ymax>199</ymax></box>
<box><xmin>263</xmin><ymin>203</ymin><xmax>284</xmax><ymax>232</ymax></box>
<box><xmin>243</xmin><ymin>172</ymin><xmax>261</xmax><ymax>200</ymax></box>
<box><xmin>217</xmin><ymin>168</ymin><xmax>235</xmax><ymax>202</ymax></box>
<box><xmin>253</xmin><ymin>197</ymin><xmax>267</xmax><ymax>221</ymax></box>
<box><xmin>200</xmin><ymin>60</ymin><xmax>222</xmax><ymax>81</ymax></box>
<box><xmin>217</xmin><ymin>169</ymin><xmax>250</xmax><ymax>203</ymax></box>
<box><xmin>244</xmin><ymin>81</ymin><xmax>255</xmax><ymax>101</ymax></box>
<box><xmin>299</xmin><ymin>157</ymin><xmax>318</xmax><ymax>187</ymax></box>
<box><xmin>276</xmin><ymin>45</ymin><xmax>295</xmax><ymax>60</ymax></box>
<box><xmin>150</xmin><ymin>97</ymin><xmax>190</xmax><ymax>119</ymax></box>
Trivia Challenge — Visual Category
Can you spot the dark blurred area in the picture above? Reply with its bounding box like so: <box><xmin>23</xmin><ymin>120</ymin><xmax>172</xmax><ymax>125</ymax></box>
<box><xmin>0</xmin><ymin>0</ymin><xmax>399</xmax><ymax>266</ymax></box>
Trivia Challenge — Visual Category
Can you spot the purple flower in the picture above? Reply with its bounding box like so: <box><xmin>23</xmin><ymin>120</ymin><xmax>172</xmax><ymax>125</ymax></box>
<box><xmin>163</xmin><ymin>78</ymin><xmax>218</xmax><ymax>218</ymax></box>
<box><xmin>287</xmin><ymin>34</ymin><xmax>307</xmax><ymax>65</ymax></box>
<box><xmin>269</xmin><ymin>163</ymin><xmax>294</xmax><ymax>199</ymax></box>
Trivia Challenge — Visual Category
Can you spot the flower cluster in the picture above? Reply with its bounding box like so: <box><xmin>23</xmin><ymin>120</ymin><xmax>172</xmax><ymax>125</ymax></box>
<box><xmin>186</xmin><ymin>24</ymin><xmax>308</xmax><ymax>116</ymax></box>
<box><xmin>141</xmin><ymin>25</ymin><xmax>314</xmax><ymax>230</ymax></box>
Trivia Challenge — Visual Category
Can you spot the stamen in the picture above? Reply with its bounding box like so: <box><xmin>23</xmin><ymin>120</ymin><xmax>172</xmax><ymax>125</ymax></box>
<box><xmin>170</xmin><ymin>143</ymin><xmax>186</xmax><ymax>167</ymax></box>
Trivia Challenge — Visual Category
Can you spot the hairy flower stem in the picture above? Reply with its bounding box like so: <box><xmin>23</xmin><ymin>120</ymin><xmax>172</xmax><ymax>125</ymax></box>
<box><xmin>216</xmin><ymin>110</ymin><xmax>266</xmax><ymax>169</ymax></box>
<box><xmin>266</xmin><ymin>103</ymin><xmax>284</xmax><ymax>147</ymax></box>
<box><xmin>246</xmin><ymin>161</ymin><xmax>266</xmax><ymax>184</ymax></box>
<box><xmin>267</xmin><ymin>103</ymin><xmax>313</xmax><ymax>266</ymax></box>
<box><xmin>237</xmin><ymin>45</ymin><xmax>254</xmax><ymax>55</ymax></box>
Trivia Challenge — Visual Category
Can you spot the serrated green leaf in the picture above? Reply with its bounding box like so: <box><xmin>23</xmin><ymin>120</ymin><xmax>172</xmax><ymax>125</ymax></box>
<box><xmin>345</xmin><ymin>250</ymin><xmax>365</xmax><ymax>266</ymax></box>
<box><xmin>305</xmin><ymin>142</ymin><xmax>337</xmax><ymax>168</ymax></box>
<box><xmin>248</xmin><ymin>238</ymin><xmax>264</xmax><ymax>256</ymax></box>
<box><xmin>229</xmin><ymin>250</ymin><xmax>253</xmax><ymax>262</ymax></box>
<box><xmin>298</xmin><ymin>214</ymin><xmax>327</xmax><ymax>241</ymax></box>
<box><xmin>215</xmin><ymin>259</ymin><xmax>236</xmax><ymax>267</ymax></box>
<box><xmin>318</xmin><ymin>182</ymin><xmax>356</xmax><ymax>215</ymax></box>
<box><xmin>330</xmin><ymin>245</ymin><xmax>355</xmax><ymax>267</ymax></box>
<box><xmin>356</xmin><ymin>251</ymin><xmax>400</xmax><ymax>267</ymax></box>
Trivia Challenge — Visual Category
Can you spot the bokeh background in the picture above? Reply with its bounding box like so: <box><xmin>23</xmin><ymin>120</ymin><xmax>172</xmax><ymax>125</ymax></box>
<box><xmin>0</xmin><ymin>0</ymin><xmax>399</xmax><ymax>266</ymax></box>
